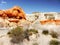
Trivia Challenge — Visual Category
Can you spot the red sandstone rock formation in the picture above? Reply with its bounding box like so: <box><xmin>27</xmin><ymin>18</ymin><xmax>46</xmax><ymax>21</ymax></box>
<box><xmin>0</xmin><ymin>6</ymin><xmax>26</xmax><ymax>19</ymax></box>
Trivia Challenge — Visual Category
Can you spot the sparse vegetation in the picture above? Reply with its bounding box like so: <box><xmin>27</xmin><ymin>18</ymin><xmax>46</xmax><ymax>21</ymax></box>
<box><xmin>7</xmin><ymin>26</ymin><xmax>38</xmax><ymax>44</ymax></box>
<box><xmin>7</xmin><ymin>26</ymin><xmax>24</xmax><ymax>43</ymax></box>
<box><xmin>42</xmin><ymin>30</ymin><xmax>49</xmax><ymax>35</ymax></box>
<box><xmin>50</xmin><ymin>31</ymin><xmax>58</xmax><ymax>38</ymax></box>
<box><xmin>24</xmin><ymin>29</ymin><xmax>38</xmax><ymax>41</ymax></box>
<box><xmin>28</xmin><ymin>29</ymin><xmax>38</xmax><ymax>35</ymax></box>
<box><xmin>50</xmin><ymin>40</ymin><xmax>60</xmax><ymax>45</ymax></box>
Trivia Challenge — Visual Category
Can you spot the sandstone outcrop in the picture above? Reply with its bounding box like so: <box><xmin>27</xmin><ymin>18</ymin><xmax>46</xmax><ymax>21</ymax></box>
<box><xmin>0</xmin><ymin>6</ymin><xmax>26</xmax><ymax>20</ymax></box>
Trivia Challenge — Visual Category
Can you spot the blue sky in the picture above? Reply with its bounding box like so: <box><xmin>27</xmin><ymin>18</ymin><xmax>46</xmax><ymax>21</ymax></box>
<box><xmin>0</xmin><ymin>0</ymin><xmax>60</xmax><ymax>14</ymax></box>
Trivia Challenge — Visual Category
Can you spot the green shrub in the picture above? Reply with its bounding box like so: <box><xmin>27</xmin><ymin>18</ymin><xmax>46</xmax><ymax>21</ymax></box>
<box><xmin>28</xmin><ymin>29</ymin><xmax>38</xmax><ymax>35</ymax></box>
<box><xmin>7</xmin><ymin>26</ymin><xmax>25</xmax><ymax>43</ymax></box>
<box><xmin>50</xmin><ymin>40</ymin><xmax>60</xmax><ymax>45</ymax></box>
<box><xmin>7</xmin><ymin>26</ymin><xmax>24</xmax><ymax>37</ymax></box>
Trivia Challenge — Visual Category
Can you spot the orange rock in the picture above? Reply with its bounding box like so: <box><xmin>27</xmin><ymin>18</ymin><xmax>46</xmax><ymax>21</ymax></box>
<box><xmin>54</xmin><ymin>20</ymin><xmax>60</xmax><ymax>25</ymax></box>
<box><xmin>40</xmin><ymin>20</ymin><xmax>60</xmax><ymax>25</ymax></box>
<box><xmin>12</xmin><ymin>10</ymin><xmax>18</xmax><ymax>16</ymax></box>
<box><xmin>0</xmin><ymin>6</ymin><xmax>26</xmax><ymax>19</ymax></box>
<box><xmin>0</xmin><ymin>10</ymin><xmax>4</xmax><ymax>16</ymax></box>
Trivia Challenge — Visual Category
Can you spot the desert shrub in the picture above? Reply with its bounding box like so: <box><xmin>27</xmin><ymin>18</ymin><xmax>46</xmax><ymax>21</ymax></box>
<box><xmin>7</xmin><ymin>26</ymin><xmax>38</xmax><ymax>43</ymax></box>
<box><xmin>7</xmin><ymin>26</ymin><xmax>24</xmax><ymax>37</ymax></box>
<box><xmin>50</xmin><ymin>40</ymin><xmax>60</xmax><ymax>45</ymax></box>
<box><xmin>42</xmin><ymin>30</ymin><xmax>49</xmax><ymax>35</ymax></box>
<box><xmin>7</xmin><ymin>26</ymin><xmax>38</xmax><ymax>44</ymax></box>
<box><xmin>24</xmin><ymin>30</ymin><xmax>30</xmax><ymax>41</ymax></box>
<box><xmin>28</xmin><ymin>29</ymin><xmax>38</xmax><ymax>35</ymax></box>
<box><xmin>7</xmin><ymin>26</ymin><xmax>25</xmax><ymax>43</ymax></box>
<box><xmin>50</xmin><ymin>31</ymin><xmax>58</xmax><ymax>38</ymax></box>
<box><xmin>24</xmin><ymin>29</ymin><xmax>38</xmax><ymax>40</ymax></box>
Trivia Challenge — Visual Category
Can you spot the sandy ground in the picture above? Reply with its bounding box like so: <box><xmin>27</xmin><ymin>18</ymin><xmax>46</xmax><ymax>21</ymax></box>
<box><xmin>0</xmin><ymin>20</ymin><xmax>60</xmax><ymax>45</ymax></box>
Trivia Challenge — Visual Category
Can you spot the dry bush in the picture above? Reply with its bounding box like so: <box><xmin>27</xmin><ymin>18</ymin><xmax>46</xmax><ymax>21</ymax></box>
<box><xmin>50</xmin><ymin>40</ymin><xmax>60</xmax><ymax>45</ymax></box>
<box><xmin>7</xmin><ymin>26</ymin><xmax>38</xmax><ymax>44</ymax></box>
<box><xmin>42</xmin><ymin>30</ymin><xmax>49</xmax><ymax>35</ymax></box>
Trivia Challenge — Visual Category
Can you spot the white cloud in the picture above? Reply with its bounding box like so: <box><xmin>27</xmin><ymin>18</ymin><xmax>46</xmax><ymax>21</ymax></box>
<box><xmin>1</xmin><ymin>1</ymin><xmax>7</xmax><ymax>4</ymax></box>
<box><xmin>0</xmin><ymin>0</ymin><xmax>7</xmax><ymax>5</ymax></box>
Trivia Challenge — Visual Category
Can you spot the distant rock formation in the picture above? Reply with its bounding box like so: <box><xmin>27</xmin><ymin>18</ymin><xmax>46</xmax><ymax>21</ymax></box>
<box><xmin>0</xmin><ymin>6</ymin><xmax>26</xmax><ymax>19</ymax></box>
